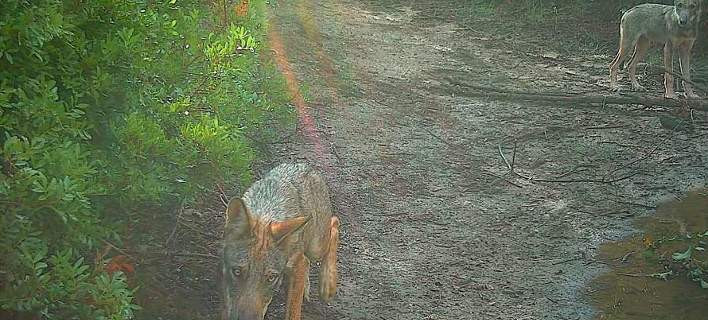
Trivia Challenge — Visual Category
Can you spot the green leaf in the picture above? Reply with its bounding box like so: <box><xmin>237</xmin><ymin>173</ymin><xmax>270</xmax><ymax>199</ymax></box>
<box><xmin>672</xmin><ymin>246</ymin><xmax>693</xmax><ymax>262</ymax></box>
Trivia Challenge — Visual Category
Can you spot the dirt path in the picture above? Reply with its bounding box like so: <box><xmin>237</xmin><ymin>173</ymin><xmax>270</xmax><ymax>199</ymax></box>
<box><xmin>255</xmin><ymin>0</ymin><xmax>708</xmax><ymax>319</ymax></box>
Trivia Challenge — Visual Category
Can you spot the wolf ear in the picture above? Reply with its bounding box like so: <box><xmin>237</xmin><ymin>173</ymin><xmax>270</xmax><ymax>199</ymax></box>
<box><xmin>225</xmin><ymin>198</ymin><xmax>251</xmax><ymax>238</ymax></box>
<box><xmin>270</xmin><ymin>217</ymin><xmax>308</xmax><ymax>243</ymax></box>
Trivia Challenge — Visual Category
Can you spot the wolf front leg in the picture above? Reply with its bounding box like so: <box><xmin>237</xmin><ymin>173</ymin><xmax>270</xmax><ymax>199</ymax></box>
<box><xmin>303</xmin><ymin>257</ymin><xmax>311</xmax><ymax>302</ymax></box>
<box><xmin>663</xmin><ymin>42</ymin><xmax>677</xmax><ymax>99</ymax></box>
<box><xmin>286</xmin><ymin>252</ymin><xmax>307</xmax><ymax>320</ymax></box>
<box><xmin>678</xmin><ymin>40</ymin><xmax>700</xmax><ymax>98</ymax></box>
<box><xmin>319</xmin><ymin>216</ymin><xmax>340</xmax><ymax>302</ymax></box>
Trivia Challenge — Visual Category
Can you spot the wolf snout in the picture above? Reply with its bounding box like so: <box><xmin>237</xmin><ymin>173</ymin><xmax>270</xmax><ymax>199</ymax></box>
<box><xmin>223</xmin><ymin>301</ymin><xmax>265</xmax><ymax>320</ymax></box>
<box><xmin>227</xmin><ymin>311</ymin><xmax>262</xmax><ymax>320</ymax></box>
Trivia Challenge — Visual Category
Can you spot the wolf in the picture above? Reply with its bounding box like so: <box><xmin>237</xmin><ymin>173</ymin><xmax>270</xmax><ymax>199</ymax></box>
<box><xmin>609</xmin><ymin>0</ymin><xmax>703</xmax><ymax>99</ymax></box>
<box><xmin>222</xmin><ymin>163</ymin><xmax>340</xmax><ymax>320</ymax></box>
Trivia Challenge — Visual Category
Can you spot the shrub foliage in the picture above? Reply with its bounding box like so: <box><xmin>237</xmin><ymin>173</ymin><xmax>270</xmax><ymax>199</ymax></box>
<box><xmin>0</xmin><ymin>0</ymin><xmax>291</xmax><ymax>318</ymax></box>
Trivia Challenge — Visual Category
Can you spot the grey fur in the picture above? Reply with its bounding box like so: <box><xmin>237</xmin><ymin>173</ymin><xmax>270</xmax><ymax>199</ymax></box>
<box><xmin>222</xmin><ymin>163</ymin><xmax>339</xmax><ymax>320</ymax></box>
<box><xmin>242</xmin><ymin>163</ymin><xmax>314</xmax><ymax>222</ymax></box>
<box><xmin>609</xmin><ymin>0</ymin><xmax>703</xmax><ymax>99</ymax></box>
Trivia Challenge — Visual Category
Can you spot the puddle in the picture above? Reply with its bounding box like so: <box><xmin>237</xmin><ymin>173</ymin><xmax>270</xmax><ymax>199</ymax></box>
<box><xmin>590</xmin><ymin>189</ymin><xmax>708</xmax><ymax>320</ymax></box>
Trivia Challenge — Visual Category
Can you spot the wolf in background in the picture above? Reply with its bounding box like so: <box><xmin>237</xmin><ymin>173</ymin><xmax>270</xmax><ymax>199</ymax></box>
<box><xmin>609</xmin><ymin>0</ymin><xmax>703</xmax><ymax>99</ymax></box>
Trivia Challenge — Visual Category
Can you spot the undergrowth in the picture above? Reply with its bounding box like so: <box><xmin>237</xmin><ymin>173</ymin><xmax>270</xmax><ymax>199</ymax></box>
<box><xmin>0</xmin><ymin>0</ymin><xmax>292</xmax><ymax>318</ymax></box>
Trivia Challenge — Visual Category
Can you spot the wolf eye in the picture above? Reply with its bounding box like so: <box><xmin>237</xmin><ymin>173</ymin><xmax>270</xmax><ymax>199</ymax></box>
<box><xmin>267</xmin><ymin>272</ymin><xmax>278</xmax><ymax>283</ymax></box>
<box><xmin>231</xmin><ymin>266</ymin><xmax>243</xmax><ymax>278</ymax></box>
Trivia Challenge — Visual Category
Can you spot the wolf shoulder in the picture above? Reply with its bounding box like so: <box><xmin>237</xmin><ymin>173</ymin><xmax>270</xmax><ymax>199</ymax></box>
<box><xmin>242</xmin><ymin>163</ymin><xmax>328</xmax><ymax>221</ymax></box>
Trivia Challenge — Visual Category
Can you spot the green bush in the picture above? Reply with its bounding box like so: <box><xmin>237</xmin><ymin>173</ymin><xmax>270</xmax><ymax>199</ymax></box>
<box><xmin>1</xmin><ymin>0</ymin><xmax>291</xmax><ymax>318</ymax></box>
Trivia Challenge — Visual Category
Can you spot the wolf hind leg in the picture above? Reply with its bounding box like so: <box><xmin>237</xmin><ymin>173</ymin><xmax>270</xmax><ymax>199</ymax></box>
<box><xmin>610</xmin><ymin>24</ymin><xmax>636</xmax><ymax>91</ymax></box>
<box><xmin>627</xmin><ymin>36</ymin><xmax>650</xmax><ymax>91</ymax></box>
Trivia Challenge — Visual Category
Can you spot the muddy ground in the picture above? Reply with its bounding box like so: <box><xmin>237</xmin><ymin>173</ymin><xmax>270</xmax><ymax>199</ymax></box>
<box><xmin>135</xmin><ymin>0</ymin><xmax>708</xmax><ymax>319</ymax></box>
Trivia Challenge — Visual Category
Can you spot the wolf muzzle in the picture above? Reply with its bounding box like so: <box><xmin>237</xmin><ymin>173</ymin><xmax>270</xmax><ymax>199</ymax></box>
<box><xmin>224</xmin><ymin>298</ymin><xmax>268</xmax><ymax>320</ymax></box>
<box><xmin>676</xmin><ymin>8</ymin><xmax>698</xmax><ymax>27</ymax></box>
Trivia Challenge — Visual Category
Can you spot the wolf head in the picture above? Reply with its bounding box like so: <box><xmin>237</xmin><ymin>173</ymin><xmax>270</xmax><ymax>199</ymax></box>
<box><xmin>674</xmin><ymin>0</ymin><xmax>702</xmax><ymax>27</ymax></box>
<box><xmin>221</xmin><ymin>198</ymin><xmax>308</xmax><ymax>320</ymax></box>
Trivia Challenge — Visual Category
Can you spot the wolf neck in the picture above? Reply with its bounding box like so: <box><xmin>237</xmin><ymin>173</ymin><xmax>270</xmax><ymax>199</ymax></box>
<box><xmin>243</xmin><ymin>181</ymin><xmax>302</xmax><ymax>222</ymax></box>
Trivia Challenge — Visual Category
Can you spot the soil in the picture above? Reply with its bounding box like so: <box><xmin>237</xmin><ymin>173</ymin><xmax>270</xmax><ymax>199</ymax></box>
<box><xmin>133</xmin><ymin>0</ymin><xmax>708</xmax><ymax>319</ymax></box>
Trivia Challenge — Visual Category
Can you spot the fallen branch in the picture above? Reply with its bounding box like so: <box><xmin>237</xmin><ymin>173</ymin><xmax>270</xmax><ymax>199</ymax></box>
<box><xmin>605</xmin><ymin>125</ymin><xmax>676</xmax><ymax>181</ymax></box>
<box><xmin>554</xmin><ymin>164</ymin><xmax>594</xmax><ymax>179</ymax></box>
<box><xmin>617</xmin><ymin>272</ymin><xmax>671</xmax><ymax>280</ymax></box>
<box><xmin>443</xmin><ymin>79</ymin><xmax>708</xmax><ymax>111</ymax></box>
<box><xmin>498</xmin><ymin>145</ymin><xmax>512</xmax><ymax>171</ymax></box>
<box><xmin>424</xmin><ymin>128</ymin><xmax>458</xmax><ymax>148</ymax></box>
<box><xmin>216</xmin><ymin>183</ymin><xmax>229</xmax><ymax>207</ymax></box>
<box><xmin>179</xmin><ymin>220</ymin><xmax>216</xmax><ymax>239</ymax></box>
<box><xmin>102</xmin><ymin>240</ymin><xmax>136</xmax><ymax>261</ymax></box>
<box><xmin>481</xmin><ymin>170</ymin><xmax>523</xmax><ymax>188</ymax></box>
<box><xmin>618</xmin><ymin>273</ymin><xmax>649</xmax><ymax>278</ymax></box>
<box><xmin>165</xmin><ymin>203</ymin><xmax>186</xmax><ymax>247</ymax></box>
<box><xmin>552</xmin><ymin>256</ymin><xmax>582</xmax><ymax>265</ymax></box>
<box><xmin>644</xmin><ymin>64</ymin><xmax>708</xmax><ymax>95</ymax></box>
<box><xmin>620</xmin><ymin>251</ymin><xmax>635</xmax><ymax>263</ymax></box>
<box><xmin>514</xmin><ymin>170</ymin><xmax>640</xmax><ymax>184</ymax></box>
<box><xmin>611</xmin><ymin>199</ymin><xmax>657</xmax><ymax>210</ymax></box>
<box><xmin>510</xmin><ymin>141</ymin><xmax>517</xmax><ymax>173</ymax></box>
<box><xmin>171</xmin><ymin>252</ymin><xmax>219</xmax><ymax>259</ymax></box>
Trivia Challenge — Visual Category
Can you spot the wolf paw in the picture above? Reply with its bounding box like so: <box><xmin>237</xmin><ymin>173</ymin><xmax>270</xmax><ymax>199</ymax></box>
<box><xmin>319</xmin><ymin>273</ymin><xmax>337</xmax><ymax>302</ymax></box>
<box><xmin>664</xmin><ymin>92</ymin><xmax>678</xmax><ymax>100</ymax></box>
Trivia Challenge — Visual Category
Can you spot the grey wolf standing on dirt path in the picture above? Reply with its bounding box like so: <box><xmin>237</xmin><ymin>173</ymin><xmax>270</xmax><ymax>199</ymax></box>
<box><xmin>609</xmin><ymin>0</ymin><xmax>703</xmax><ymax>99</ymax></box>
<box><xmin>222</xmin><ymin>163</ymin><xmax>340</xmax><ymax>320</ymax></box>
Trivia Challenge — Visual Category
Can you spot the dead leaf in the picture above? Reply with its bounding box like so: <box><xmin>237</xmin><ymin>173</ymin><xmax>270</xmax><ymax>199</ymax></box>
<box><xmin>234</xmin><ymin>0</ymin><xmax>249</xmax><ymax>17</ymax></box>
<box><xmin>643</xmin><ymin>235</ymin><xmax>654</xmax><ymax>248</ymax></box>
<box><xmin>105</xmin><ymin>255</ymin><xmax>135</xmax><ymax>274</ymax></box>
